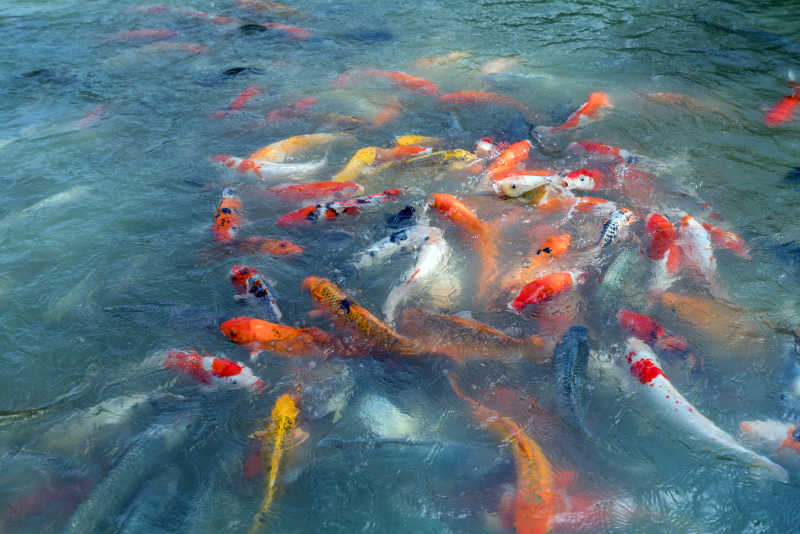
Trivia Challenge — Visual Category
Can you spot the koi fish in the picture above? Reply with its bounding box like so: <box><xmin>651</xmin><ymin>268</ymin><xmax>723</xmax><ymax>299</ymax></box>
<box><xmin>331</xmin><ymin>147</ymin><xmax>377</xmax><ymax>182</ymax></box>
<box><xmin>740</xmin><ymin>419</ymin><xmax>800</xmax><ymax>461</ymax></box>
<box><xmin>560</xmin><ymin>168</ymin><xmax>610</xmax><ymax>191</ymax></box>
<box><xmin>474</xmin><ymin>137</ymin><xmax>501</xmax><ymax>159</ymax></box>
<box><xmin>163</xmin><ymin>350</ymin><xmax>265</xmax><ymax>393</ymax></box>
<box><xmin>439</xmin><ymin>91</ymin><xmax>531</xmax><ymax>117</ymax></box>
<box><xmin>258</xmin><ymin>22</ymin><xmax>310</xmax><ymax>40</ymax></box>
<box><xmin>249</xmin><ymin>393</ymin><xmax>301</xmax><ymax>533</ymax></box>
<box><xmin>301</xmin><ymin>276</ymin><xmax>418</xmax><ymax>355</ymax></box>
<box><xmin>765</xmin><ymin>81</ymin><xmax>799</xmax><ymax>126</ymax></box>
<box><xmin>235</xmin><ymin>0</ymin><xmax>301</xmax><ymax>15</ymax></box>
<box><xmin>536</xmin><ymin>191</ymin><xmax>615</xmax><ymax>217</ymax></box>
<box><xmin>412</xmin><ymin>51</ymin><xmax>471</xmax><ymax>69</ymax></box>
<box><xmin>622</xmin><ymin>338</ymin><xmax>788</xmax><ymax>482</ymax></box>
<box><xmin>702</xmin><ymin>221</ymin><xmax>750</xmax><ymax>259</ymax></box>
<box><xmin>211</xmin><ymin>154</ymin><xmax>327</xmax><ymax>181</ymax></box>
<box><xmin>510</xmin><ymin>271</ymin><xmax>583</xmax><ymax>313</ymax></box>
<box><xmin>211</xmin><ymin>188</ymin><xmax>242</xmax><ymax>242</ymax></box>
<box><xmin>371</xmin><ymin>102</ymin><xmax>403</xmax><ymax>127</ymax></box>
<box><xmin>567</xmin><ymin>141</ymin><xmax>636</xmax><ymax>164</ymax></box>
<box><xmin>262</xmin><ymin>181</ymin><xmax>364</xmax><ymax>202</ymax></box>
<box><xmin>645</xmin><ymin>213</ymin><xmax>681</xmax><ymax>293</ymax></box>
<box><xmin>448</xmin><ymin>375</ymin><xmax>559</xmax><ymax>534</ymax></box>
<box><xmin>75</xmin><ymin>104</ymin><xmax>107</xmax><ymax>129</ymax></box>
<box><xmin>499</xmin><ymin>233</ymin><xmax>571</xmax><ymax>296</ymax></box>
<box><xmin>374</xmin><ymin>145</ymin><xmax>432</xmax><ymax>162</ymax></box>
<box><xmin>210</xmin><ymin>86</ymin><xmax>261</xmax><ymax>118</ymax></box>
<box><xmin>236</xmin><ymin>236</ymin><xmax>304</xmax><ymax>256</ymax></box>
<box><xmin>678</xmin><ymin>215</ymin><xmax>716</xmax><ymax>284</ymax></box>
<box><xmin>546</xmin><ymin>92</ymin><xmax>612</xmax><ymax>131</ymax></box>
<box><xmin>486</xmin><ymin>140</ymin><xmax>532</xmax><ymax>181</ymax></box>
<box><xmin>264</xmin><ymin>96</ymin><xmax>317</xmax><ymax>123</ymax></box>
<box><xmin>104</xmin><ymin>29</ymin><xmax>178</xmax><ymax>41</ymax></box>
<box><xmin>277</xmin><ymin>189</ymin><xmax>403</xmax><ymax>226</ymax></box>
<box><xmin>230</xmin><ymin>265</ymin><xmax>282</xmax><ymax>322</ymax></box>
<box><xmin>136</xmin><ymin>41</ymin><xmax>208</xmax><ymax>55</ymax></box>
<box><xmin>429</xmin><ymin>193</ymin><xmax>499</xmax><ymax>298</ymax></box>
<box><xmin>352</xmin><ymin>225</ymin><xmax>440</xmax><ymax>270</ymax></box>
<box><xmin>598</xmin><ymin>208</ymin><xmax>636</xmax><ymax>248</ymax></box>
<box><xmin>617</xmin><ymin>310</ymin><xmax>688</xmax><ymax>353</ymax></box>
<box><xmin>0</xmin><ymin>477</ymin><xmax>93</xmax><ymax>532</ymax></box>
<box><xmin>552</xmin><ymin>325</ymin><xmax>592</xmax><ymax>436</ymax></box>
<box><xmin>382</xmin><ymin>228</ymin><xmax>455</xmax><ymax>325</ymax></box>
<box><xmin>494</xmin><ymin>170</ymin><xmax>559</xmax><ymax>198</ymax></box>
<box><xmin>333</xmin><ymin>69</ymin><xmax>439</xmax><ymax>95</ymax></box>
<box><xmin>395</xmin><ymin>134</ymin><xmax>442</xmax><ymax>147</ymax></box>
<box><xmin>399</xmin><ymin>307</ymin><xmax>548</xmax><ymax>362</ymax></box>
<box><xmin>220</xmin><ymin>316</ymin><xmax>339</xmax><ymax>360</ymax></box>
<box><xmin>248</xmin><ymin>133</ymin><xmax>354</xmax><ymax>163</ymax></box>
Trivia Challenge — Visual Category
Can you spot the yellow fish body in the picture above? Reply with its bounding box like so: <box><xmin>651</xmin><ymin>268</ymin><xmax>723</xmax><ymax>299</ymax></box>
<box><xmin>249</xmin><ymin>133</ymin><xmax>354</xmax><ymax>163</ymax></box>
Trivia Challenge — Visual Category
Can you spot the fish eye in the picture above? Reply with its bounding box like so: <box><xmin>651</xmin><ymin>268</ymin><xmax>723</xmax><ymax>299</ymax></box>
<box><xmin>279</xmin><ymin>242</ymin><xmax>287</xmax><ymax>248</ymax></box>
<box><xmin>511</xmin><ymin>184</ymin><xmax>517</xmax><ymax>189</ymax></box>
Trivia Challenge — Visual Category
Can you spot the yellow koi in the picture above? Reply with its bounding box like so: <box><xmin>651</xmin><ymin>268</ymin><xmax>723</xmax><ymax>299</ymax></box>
<box><xmin>249</xmin><ymin>133</ymin><xmax>354</xmax><ymax>163</ymax></box>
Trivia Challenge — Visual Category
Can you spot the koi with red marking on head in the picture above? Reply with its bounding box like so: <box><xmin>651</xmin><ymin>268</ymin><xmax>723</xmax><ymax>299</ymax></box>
<box><xmin>163</xmin><ymin>349</ymin><xmax>265</xmax><ymax>393</ymax></box>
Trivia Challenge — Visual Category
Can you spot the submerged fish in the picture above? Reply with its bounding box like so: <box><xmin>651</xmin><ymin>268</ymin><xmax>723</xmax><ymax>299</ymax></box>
<box><xmin>439</xmin><ymin>91</ymin><xmax>532</xmax><ymax>117</ymax></box>
<box><xmin>220</xmin><ymin>316</ymin><xmax>340</xmax><ymax>360</ymax></box>
<box><xmin>236</xmin><ymin>236</ymin><xmax>304</xmax><ymax>256</ymax></box>
<box><xmin>621</xmin><ymin>338</ymin><xmax>788</xmax><ymax>482</ymax></box>
<box><xmin>765</xmin><ymin>81</ymin><xmax>799</xmax><ymax>127</ymax></box>
<box><xmin>739</xmin><ymin>419</ymin><xmax>800</xmax><ymax>463</ymax></box>
<box><xmin>352</xmin><ymin>225</ymin><xmax>438</xmax><ymax>270</ymax></box>
<box><xmin>617</xmin><ymin>310</ymin><xmax>688</xmax><ymax>354</ymax></box>
<box><xmin>211</xmin><ymin>154</ymin><xmax>327</xmax><ymax>182</ymax></box>
<box><xmin>248</xmin><ymin>133</ymin><xmax>354</xmax><ymax>163</ymax></box>
<box><xmin>334</xmin><ymin>69</ymin><xmax>439</xmax><ymax>95</ymax></box>
<box><xmin>551</xmin><ymin>326</ymin><xmax>592</xmax><ymax>437</ymax></box>
<box><xmin>230</xmin><ymin>265</ymin><xmax>282</xmax><ymax>322</ymax></box>
<box><xmin>210</xmin><ymin>86</ymin><xmax>261</xmax><ymax>118</ymax></box>
<box><xmin>262</xmin><ymin>181</ymin><xmax>363</xmax><ymax>202</ymax></box>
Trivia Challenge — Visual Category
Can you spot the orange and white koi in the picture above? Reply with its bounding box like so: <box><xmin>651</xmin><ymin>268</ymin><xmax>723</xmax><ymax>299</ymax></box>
<box><xmin>412</xmin><ymin>51</ymin><xmax>471</xmax><ymax>69</ymax></box>
<box><xmin>163</xmin><ymin>349</ymin><xmax>265</xmax><ymax>393</ymax></box>
<box><xmin>400</xmin><ymin>307</ymin><xmax>549</xmax><ymax>362</ymax></box>
<box><xmin>510</xmin><ymin>271</ymin><xmax>583</xmax><ymax>313</ymax></box>
<box><xmin>677</xmin><ymin>215</ymin><xmax>716</xmax><ymax>284</ymax></box>
<box><xmin>236</xmin><ymin>236</ymin><xmax>304</xmax><ymax>256</ymax></box>
<box><xmin>474</xmin><ymin>137</ymin><xmax>501</xmax><ymax>159</ymax></box>
<box><xmin>211</xmin><ymin>188</ymin><xmax>242</xmax><ymax>242</ymax></box>
<box><xmin>622</xmin><ymin>338</ymin><xmax>788</xmax><ymax>482</ymax></box>
<box><xmin>230</xmin><ymin>265</ymin><xmax>282</xmax><ymax>323</ymax></box>
<box><xmin>429</xmin><ymin>193</ymin><xmax>499</xmax><ymax>297</ymax></box>
<box><xmin>301</xmin><ymin>276</ymin><xmax>418</xmax><ymax>355</ymax></box>
<box><xmin>740</xmin><ymin>419</ymin><xmax>800</xmax><ymax>461</ymax></box>
<box><xmin>333</xmin><ymin>69</ymin><xmax>439</xmax><ymax>95</ymax></box>
<box><xmin>537</xmin><ymin>192</ymin><xmax>615</xmax><ymax>217</ymax></box>
<box><xmin>548</xmin><ymin>92</ymin><xmax>612</xmax><ymax>131</ymax></box>
<box><xmin>598</xmin><ymin>208</ymin><xmax>636</xmax><ymax>248</ymax></box>
<box><xmin>645</xmin><ymin>213</ymin><xmax>681</xmax><ymax>293</ymax></box>
<box><xmin>104</xmin><ymin>29</ymin><xmax>178</xmax><ymax>41</ymax></box>
<box><xmin>264</xmin><ymin>96</ymin><xmax>317</xmax><ymax>123</ymax></box>
<box><xmin>448</xmin><ymin>375</ymin><xmax>560</xmax><ymax>534</ymax></box>
<box><xmin>248</xmin><ymin>133</ymin><xmax>354</xmax><ymax>163</ymax></box>
<box><xmin>702</xmin><ymin>221</ymin><xmax>750</xmax><ymax>260</ymax></box>
<box><xmin>495</xmin><ymin>170</ymin><xmax>559</xmax><ymax>198</ymax></box>
<box><xmin>439</xmin><ymin>91</ymin><xmax>531</xmax><ymax>116</ymax></box>
<box><xmin>765</xmin><ymin>81</ymin><xmax>799</xmax><ymax>127</ymax></box>
<box><xmin>486</xmin><ymin>140</ymin><xmax>531</xmax><ymax>181</ymax></box>
<box><xmin>210</xmin><ymin>86</ymin><xmax>261</xmax><ymax>119</ymax></box>
<box><xmin>262</xmin><ymin>181</ymin><xmax>363</xmax><ymax>202</ymax></box>
<box><xmin>566</xmin><ymin>141</ymin><xmax>636</xmax><ymax>165</ymax></box>
<box><xmin>211</xmin><ymin>154</ymin><xmax>327</xmax><ymax>181</ymax></box>
<box><xmin>277</xmin><ymin>188</ymin><xmax>402</xmax><ymax>226</ymax></box>
<box><xmin>220</xmin><ymin>316</ymin><xmax>339</xmax><ymax>360</ymax></box>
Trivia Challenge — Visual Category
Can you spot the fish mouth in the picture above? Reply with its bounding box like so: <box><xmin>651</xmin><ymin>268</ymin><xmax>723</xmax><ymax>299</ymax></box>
<box><xmin>300</xmin><ymin>276</ymin><xmax>323</xmax><ymax>292</ymax></box>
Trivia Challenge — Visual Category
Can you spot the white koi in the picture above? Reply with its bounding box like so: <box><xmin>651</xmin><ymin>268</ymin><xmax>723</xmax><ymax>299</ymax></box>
<box><xmin>211</xmin><ymin>154</ymin><xmax>327</xmax><ymax>182</ymax></box>
<box><xmin>352</xmin><ymin>225</ymin><xmax>440</xmax><ymax>270</ymax></box>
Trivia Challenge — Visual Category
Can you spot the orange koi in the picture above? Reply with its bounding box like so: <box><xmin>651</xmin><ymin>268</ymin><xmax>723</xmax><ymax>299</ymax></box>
<box><xmin>237</xmin><ymin>236</ymin><xmax>303</xmax><ymax>256</ymax></box>
<box><xmin>500</xmin><ymin>234</ymin><xmax>571</xmax><ymax>296</ymax></box>
<box><xmin>264</xmin><ymin>96</ymin><xmax>317</xmax><ymax>123</ymax></box>
<box><xmin>765</xmin><ymin>82</ymin><xmax>799</xmax><ymax>126</ymax></box>
<box><xmin>549</xmin><ymin>92</ymin><xmax>611</xmax><ymax>131</ymax></box>
<box><xmin>438</xmin><ymin>91</ymin><xmax>531</xmax><ymax>116</ymax></box>
<box><xmin>486</xmin><ymin>140</ymin><xmax>531</xmax><ymax>181</ymax></box>
<box><xmin>567</xmin><ymin>141</ymin><xmax>635</xmax><ymax>164</ymax></box>
<box><xmin>211</xmin><ymin>188</ymin><xmax>242</xmax><ymax>242</ymax></box>
<box><xmin>399</xmin><ymin>307</ymin><xmax>549</xmax><ymax>362</ymax></box>
<box><xmin>220</xmin><ymin>316</ymin><xmax>339</xmax><ymax>360</ymax></box>
<box><xmin>371</xmin><ymin>102</ymin><xmax>404</xmax><ymax>126</ymax></box>
<box><xmin>262</xmin><ymin>181</ymin><xmax>364</xmax><ymax>202</ymax></box>
<box><xmin>702</xmin><ymin>222</ymin><xmax>750</xmax><ymax>259</ymax></box>
<box><xmin>301</xmin><ymin>276</ymin><xmax>418</xmax><ymax>355</ymax></box>
<box><xmin>259</xmin><ymin>22</ymin><xmax>310</xmax><ymax>40</ymax></box>
<box><xmin>104</xmin><ymin>29</ymin><xmax>178</xmax><ymax>41</ymax></box>
<box><xmin>210</xmin><ymin>86</ymin><xmax>261</xmax><ymax>118</ymax></box>
<box><xmin>333</xmin><ymin>69</ymin><xmax>439</xmax><ymax>95</ymax></box>
<box><xmin>510</xmin><ymin>271</ymin><xmax>582</xmax><ymax>313</ymax></box>
<box><xmin>448</xmin><ymin>375</ymin><xmax>558</xmax><ymax>534</ymax></box>
<box><xmin>248</xmin><ymin>133</ymin><xmax>353</xmax><ymax>163</ymax></box>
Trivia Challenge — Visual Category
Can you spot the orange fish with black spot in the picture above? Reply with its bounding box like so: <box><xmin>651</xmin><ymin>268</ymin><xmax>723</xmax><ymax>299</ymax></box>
<box><xmin>499</xmin><ymin>234</ymin><xmax>571</xmax><ymax>298</ymax></box>
<box><xmin>301</xmin><ymin>276</ymin><xmax>420</xmax><ymax>356</ymax></box>
<box><xmin>211</xmin><ymin>188</ymin><xmax>242</xmax><ymax>242</ymax></box>
<box><xmin>220</xmin><ymin>316</ymin><xmax>340</xmax><ymax>361</ymax></box>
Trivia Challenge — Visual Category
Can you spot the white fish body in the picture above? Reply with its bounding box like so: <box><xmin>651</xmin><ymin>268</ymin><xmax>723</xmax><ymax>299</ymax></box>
<box><xmin>678</xmin><ymin>215</ymin><xmax>716</xmax><ymax>282</ymax></box>
<box><xmin>495</xmin><ymin>172</ymin><xmax>559</xmax><ymax>198</ymax></box>
<box><xmin>353</xmin><ymin>225</ymin><xmax>440</xmax><ymax>270</ymax></box>
<box><xmin>383</xmin><ymin>230</ymin><xmax>452</xmax><ymax>325</ymax></box>
<box><xmin>211</xmin><ymin>155</ymin><xmax>327</xmax><ymax>182</ymax></box>
<box><xmin>623</xmin><ymin>338</ymin><xmax>788</xmax><ymax>482</ymax></box>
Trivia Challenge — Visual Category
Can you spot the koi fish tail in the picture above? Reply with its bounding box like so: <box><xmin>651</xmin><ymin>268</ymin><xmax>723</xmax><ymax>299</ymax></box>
<box><xmin>747</xmin><ymin>451</ymin><xmax>789</xmax><ymax>483</ymax></box>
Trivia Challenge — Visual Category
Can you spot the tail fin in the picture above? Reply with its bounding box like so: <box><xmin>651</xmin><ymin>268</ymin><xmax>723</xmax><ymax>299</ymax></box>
<box><xmin>748</xmin><ymin>452</ymin><xmax>789</xmax><ymax>483</ymax></box>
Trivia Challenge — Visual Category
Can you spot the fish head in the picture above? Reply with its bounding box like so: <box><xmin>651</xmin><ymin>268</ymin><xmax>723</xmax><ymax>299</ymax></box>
<box><xmin>273</xmin><ymin>393</ymin><xmax>300</xmax><ymax>422</ymax></box>
<box><xmin>562</xmin><ymin>168</ymin><xmax>604</xmax><ymax>191</ymax></box>
<box><xmin>220</xmin><ymin>317</ymin><xmax>259</xmax><ymax>345</ymax></box>
<box><xmin>230</xmin><ymin>265</ymin><xmax>257</xmax><ymax>293</ymax></box>
<box><xmin>300</xmin><ymin>276</ymin><xmax>328</xmax><ymax>295</ymax></box>
<box><xmin>278</xmin><ymin>205</ymin><xmax>320</xmax><ymax>226</ymax></box>
<box><xmin>260</xmin><ymin>239</ymin><xmax>304</xmax><ymax>256</ymax></box>
<box><xmin>537</xmin><ymin>233</ymin><xmax>571</xmax><ymax>257</ymax></box>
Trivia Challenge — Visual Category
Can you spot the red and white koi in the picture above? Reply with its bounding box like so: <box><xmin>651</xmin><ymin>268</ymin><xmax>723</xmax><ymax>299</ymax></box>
<box><xmin>622</xmin><ymin>338</ymin><xmax>788</xmax><ymax>482</ymax></box>
<box><xmin>104</xmin><ymin>29</ymin><xmax>178</xmax><ymax>41</ymax></box>
<box><xmin>277</xmin><ymin>189</ymin><xmax>403</xmax><ymax>226</ymax></box>
<box><xmin>702</xmin><ymin>221</ymin><xmax>750</xmax><ymax>260</ymax></box>
<box><xmin>560</xmin><ymin>168</ymin><xmax>610</xmax><ymax>191</ymax></box>
<box><xmin>230</xmin><ymin>265</ymin><xmax>282</xmax><ymax>323</ymax></box>
<box><xmin>678</xmin><ymin>215</ymin><xmax>716</xmax><ymax>284</ymax></box>
<box><xmin>163</xmin><ymin>349</ymin><xmax>265</xmax><ymax>393</ymax></box>
<box><xmin>211</xmin><ymin>154</ymin><xmax>327</xmax><ymax>181</ymax></box>
<box><xmin>645</xmin><ymin>213</ymin><xmax>681</xmax><ymax>294</ymax></box>
<box><xmin>617</xmin><ymin>309</ymin><xmax>688</xmax><ymax>353</ymax></box>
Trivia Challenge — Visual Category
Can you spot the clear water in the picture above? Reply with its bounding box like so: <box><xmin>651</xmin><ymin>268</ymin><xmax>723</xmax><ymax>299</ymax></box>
<box><xmin>1</xmin><ymin>0</ymin><xmax>800</xmax><ymax>532</ymax></box>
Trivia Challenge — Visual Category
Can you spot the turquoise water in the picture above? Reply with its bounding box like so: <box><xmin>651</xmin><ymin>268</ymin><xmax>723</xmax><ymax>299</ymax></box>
<box><xmin>2</xmin><ymin>0</ymin><xmax>800</xmax><ymax>532</ymax></box>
